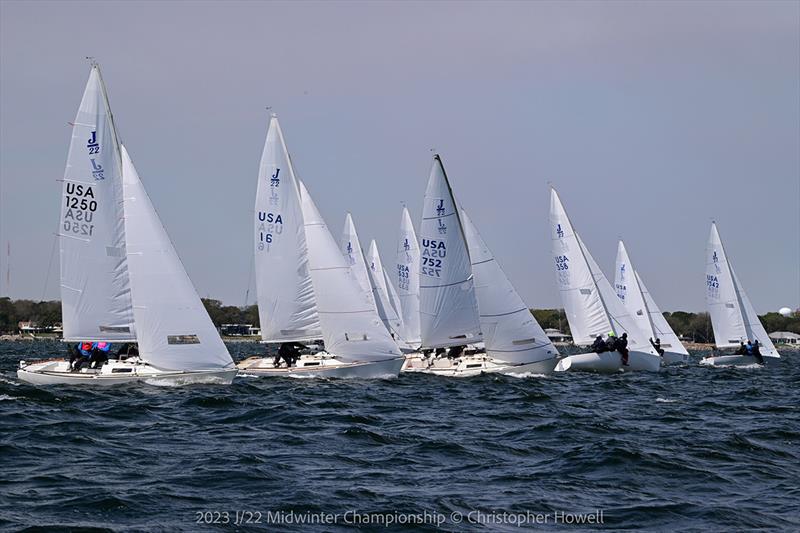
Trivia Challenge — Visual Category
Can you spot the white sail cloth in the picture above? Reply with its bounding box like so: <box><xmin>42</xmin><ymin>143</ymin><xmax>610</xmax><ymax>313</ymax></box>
<box><xmin>706</xmin><ymin>223</ymin><xmax>779</xmax><ymax>357</ymax></box>
<box><xmin>299</xmin><ymin>181</ymin><xmax>402</xmax><ymax>362</ymax></box>
<box><xmin>121</xmin><ymin>146</ymin><xmax>233</xmax><ymax>371</ymax></box>
<box><xmin>418</xmin><ymin>155</ymin><xmax>482</xmax><ymax>349</ymax></box>
<box><xmin>59</xmin><ymin>65</ymin><xmax>136</xmax><ymax>342</ymax></box>
<box><xmin>394</xmin><ymin>207</ymin><xmax>421</xmax><ymax>346</ymax></box>
<box><xmin>549</xmin><ymin>188</ymin><xmax>655</xmax><ymax>353</ymax></box>
<box><xmin>367</xmin><ymin>240</ymin><xmax>404</xmax><ymax>339</ymax></box>
<box><xmin>254</xmin><ymin>115</ymin><xmax>320</xmax><ymax>342</ymax></box>
<box><xmin>615</xmin><ymin>241</ymin><xmax>687</xmax><ymax>355</ymax></box>
<box><xmin>340</xmin><ymin>213</ymin><xmax>378</xmax><ymax>313</ymax></box>
<box><xmin>462</xmin><ymin>210</ymin><xmax>558</xmax><ymax>365</ymax></box>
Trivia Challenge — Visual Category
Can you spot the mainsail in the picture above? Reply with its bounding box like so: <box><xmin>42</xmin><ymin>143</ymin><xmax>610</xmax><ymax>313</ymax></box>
<box><xmin>706</xmin><ymin>223</ymin><xmax>779</xmax><ymax>356</ymax></box>
<box><xmin>299</xmin><ymin>181</ymin><xmax>402</xmax><ymax>362</ymax></box>
<box><xmin>549</xmin><ymin>188</ymin><xmax>654</xmax><ymax>353</ymax></box>
<box><xmin>340</xmin><ymin>213</ymin><xmax>377</xmax><ymax>312</ymax></box>
<box><xmin>254</xmin><ymin>115</ymin><xmax>320</xmax><ymax>342</ymax></box>
<box><xmin>462</xmin><ymin>209</ymin><xmax>558</xmax><ymax>364</ymax></box>
<box><xmin>615</xmin><ymin>241</ymin><xmax>687</xmax><ymax>354</ymax></box>
<box><xmin>367</xmin><ymin>240</ymin><xmax>404</xmax><ymax>339</ymax></box>
<box><xmin>121</xmin><ymin>146</ymin><xmax>233</xmax><ymax>371</ymax></box>
<box><xmin>59</xmin><ymin>64</ymin><xmax>135</xmax><ymax>342</ymax></box>
<box><xmin>418</xmin><ymin>155</ymin><xmax>482</xmax><ymax>349</ymax></box>
<box><xmin>395</xmin><ymin>207</ymin><xmax>421</xmax><ymax>345</ymax></box>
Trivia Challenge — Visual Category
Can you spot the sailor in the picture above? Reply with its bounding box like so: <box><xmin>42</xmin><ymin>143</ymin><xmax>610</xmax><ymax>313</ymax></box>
<box><xmin>650</xmin><ymin>338</ymin><xmax>664</xmax><ymax>356</ymax></box>
<box><xmin>751</xmin><ymin>339</ymin><xmax>764</xmax><ymax>365</ymax></box>
<box><xmin>434</xmin><ymin>347</ymin><xmax>446</xmax><ymax>359</ymax></box>
<box><xmin>591</xmin><ymin>335</ymin><xmax>608</xmax><ymax>354</ymax></box>
<box><xmin>89</xmin><ymin>342</ymin><xmax>111</xmax><ymax>368</ymax></box>
<box><xmin>116</xmin><ymin>343</ymin><xmax>138</xmax><ymax>360</ymax></box>
<box><xmin>745</xmin><ymin>340</ymin><xmax>754</xmax><ymax>356</ymax></box>
<box><xmin>735</xmin><ymin>341</ymin><xmax>747</xmax><ymax>355</ymax></box>
<box><xmin>447</xmin><ymin>345</ymin><xmax>465</xmax><ymax>359</ymax></box>
<box><xmin>70</xmin><ymin>342</ymin><xmax>93</xmax><ymax>371</ymax></box>
<box><xmin>616</xmin><ymin>333</ymin><xmax>630</xmax><ymax>366</ymax></box>
<box><xmin>278</xmin><ymin>342</ymin><xmax>305</xmax><ymax>368</ymax></box>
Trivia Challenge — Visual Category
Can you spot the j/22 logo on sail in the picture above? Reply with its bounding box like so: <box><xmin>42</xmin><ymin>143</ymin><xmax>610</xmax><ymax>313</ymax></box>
<box><xmin>556</xmin><ymin>224</ymin><xmax>564</xmax><ymax>238</ymax></box>
<box><xmin>87</xmin><ymin>131</ymin><xmax>100</xmax><ymax>154</ymax></box>
<box><xmin>270</xmin><ymin>168</ymin><xmax>280</xmax><ymax>187</ymax></box>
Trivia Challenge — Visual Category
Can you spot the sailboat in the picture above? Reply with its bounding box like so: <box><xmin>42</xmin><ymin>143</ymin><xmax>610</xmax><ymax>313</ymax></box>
<box><xmin>18</xmin><ymin>63</ymin><xmax>237</xmax><ymax>385</ymax></box>
<box><xmin>614</xmin><ymin>241</ymin><xmax>689</xmax><ymax>364</ymax></box>
<box><xmin>700</xmin><ymin>222</ymin><xmax>780</xmax><ymax>366</ymax></box>
<box><xmin>549</xmin><ymin>188</ymin><xmax>661</xmax><ymax>373</ymax></box>
<box><xmin>366</xmin><ymin>239</ymin><xmax>404</xmax><ymax>341</ymax></box>
<box><xmin>461</xmin><ymin>209</ymin><xmax>560</xmax><ymax>374</ymax></box>
<box><xmin>403</xmin><ymin>155</ymin><xmax>491</xmax><ymax>376</ymax></box>
<box><xmin>394</xmin><ymin>207</ymin><xmax>422</xmax><ymax>347</ymax></box>
<box><xmin>237</xmin><ymin>115</ymin><xmax>403</xmax><ymax>378</ymax></box>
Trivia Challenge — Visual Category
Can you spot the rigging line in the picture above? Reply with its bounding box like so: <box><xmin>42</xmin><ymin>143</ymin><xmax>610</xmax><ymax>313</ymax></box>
<box><xmin>41</xmin><ymin>233</ymin><xmax>58</xmax><ymax>301</ymax></box>
<box><xmin>243</xmin><ymin>245</ymin><xmax>255</xmax><ymax>307</ymax></box>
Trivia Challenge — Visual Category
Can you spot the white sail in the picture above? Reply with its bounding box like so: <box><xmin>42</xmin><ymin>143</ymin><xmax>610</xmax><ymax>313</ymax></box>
<box><xmin>367</xmin><ymin>240</ymin><xmax>404</xmax><ymax>339</ymax></box>
<box><xmin>616</xmin><ymin>241</ymin><xmax>687</xmax><ymax>354</ymax></box>
<box><xmin>384</xmin><ymin>268</ymin><xmax>404</xmax><ymax>332</ymax></box>
<box><xmin>706</xmin><ymin>223</ymin><xmax>779</xmax><ymax>356</ymax></box>
<box><xmin>462</xmin><ymin>209</ymin><xmax>558</xmax><ymax>364</ymax></box>
<box><xmin>59</xmin><ymin>65</ymin><xmax>136</xmax><ymax>342</ymax></box>
<box><xmin>298</xmin><ymin>181</ymin><xmax>402</xmax><ymax>362</ymax></box>
<box><xmin>120</xmin><ymin>146</ymin><xmax>233</xmax><ymax>371</ymax></box>
<box><xmin>418</xmin><ymin>155</ymin><xmax>482</xmax><ymax>349</ymax></box>
<box><xmin>636</xmin><ymin>272</ymin><xmax>688</xmax><ymax>355</ymax></box>
<box><xmin>395</xmin><ymin>207</ymin><xmax>421</xmax><ymax>345</ymax></box>
<box><xmin>615</xmin><ymin>241</ymin><xmax>655</xmax><ymax>339</ymax></box>
<box><xmin>254</xmin><ymin>115</ymin><xmax>320</xmax><ymax>342</ymax></box>
<box><xmin>549</xmin><ymin>188</ymin><xmax>654</xmax><ymax>352</ymax></box>
<box><xmin>339</xmin><ymin>213</ymin><xmax>377</xmax><ymax>312</ymax></box>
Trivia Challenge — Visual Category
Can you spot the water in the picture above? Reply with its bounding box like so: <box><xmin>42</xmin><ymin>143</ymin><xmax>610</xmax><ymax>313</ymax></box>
<box><xmin>1</xmin><ymin>340</ymin><xmax>798</xmax><ymax>532</ymax></box>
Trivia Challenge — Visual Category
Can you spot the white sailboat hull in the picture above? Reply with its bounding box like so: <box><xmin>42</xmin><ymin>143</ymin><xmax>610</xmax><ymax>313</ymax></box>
<box><xmin>699</xmin><ymin>354</ymin><xmax>772</xmax><ymax>367</ymax></box>
<box><xmin>238</xmin><ymin>354</ymin><xmax>404</xmax><ymax>378</ymax></box>
<box><xmin>17</xmin><ymin>358</ymin><xmax>237</xmax><ymax>386</ymax></box>
<box><xmin>554</xmin><ymin>350</ymin><xmax>661</xmax><ymax>373</ymax></box>
<box><xmin>402</xmin><ymin>353</ymin><xmax>558</xmax><ymax>377</ymax></box>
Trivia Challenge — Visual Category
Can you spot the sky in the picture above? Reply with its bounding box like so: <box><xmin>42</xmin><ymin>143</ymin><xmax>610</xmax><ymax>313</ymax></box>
<box><xmin>0</xmin><ymin>0</ymin><xmax>798</xmax><ymax>313</ymax></box>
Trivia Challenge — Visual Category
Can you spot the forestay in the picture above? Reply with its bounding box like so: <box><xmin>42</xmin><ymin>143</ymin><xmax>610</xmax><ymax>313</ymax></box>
<box><xmin>299</xmin><ymin>181</ymin><xmax>402</xmax><ymax>362</ymax></box>
<box><xmin>254</xmin><ymin>115</ymin><xmax>320</xmax><ymax>342</ymax></box>
<box><xmin>121</xmin><ymin>146</ymin><xmax>233</xmax><ymax>371</ymax></box>
<box><xmin>395</xmin><ymin>207</ymin><xmax>421</xmax><ymax>345</ymax></box>
<box><xmin>367</xmin><ymin>240</ymin><xmax>404</xmax><ymax>339</ymax></box>
<box><xmin>418</xmin><ymin>155</ymin><xmax>482</xmax><ymax>349</ymax></box>
<box><xmin>60</xmin><ymin>64</ymin><xmax>136</xmax><ymax>342</ymax></box>
<box><xmin>706</xmin><ymin>223</ymin><xmax>779</xmax><ymax>356</ymax></box>
<box><xmin>462</xmin><ymin>209</ymin><xmax>558</xmax><ymax>364</ymax></box>
<box><xmin>549</xmin><ymin>188</ymin><xmax>653</xmax><ymax>352</ymax></box>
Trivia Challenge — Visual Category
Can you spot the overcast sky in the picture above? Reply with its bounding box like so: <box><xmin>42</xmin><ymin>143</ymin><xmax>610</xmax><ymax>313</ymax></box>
<box><xmin>1</xmin><ymin>0</ymin><xmax>798</xmax><ymax>313</ymax></box>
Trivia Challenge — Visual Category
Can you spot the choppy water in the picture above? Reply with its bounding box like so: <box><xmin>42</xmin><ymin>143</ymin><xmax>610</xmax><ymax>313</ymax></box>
<box><xmin>1</xmin><ymin>340</ymin><xmax>798</xmax><ymax>532</ymax></box>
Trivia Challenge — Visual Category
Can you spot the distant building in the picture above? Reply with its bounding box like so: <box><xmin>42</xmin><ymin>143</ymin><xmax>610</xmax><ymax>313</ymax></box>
<box><xmin>219</xmin><ymin>323</ymin><xmax>259</xmax><ymax>336</ymax></box>
<box><xmin>769</xmin><ymin>331</ymin><xmax>800</xmax><ymax>345</ymax></box>
<box><xmin>545</xmin><ymin>328</ymin><xmax>572</xmax><ymax>343</ymax></box>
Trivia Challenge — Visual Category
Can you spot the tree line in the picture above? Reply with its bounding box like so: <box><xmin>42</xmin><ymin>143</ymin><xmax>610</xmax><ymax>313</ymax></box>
<box><xmin>1</xmin><ymin>297</ymin><xmax>798</xmax><ymax>342</ymax></box>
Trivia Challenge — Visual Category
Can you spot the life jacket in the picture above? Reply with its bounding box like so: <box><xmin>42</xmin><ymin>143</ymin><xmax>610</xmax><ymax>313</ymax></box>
<box><xmin>79</xmin><ymin>342</ymin><xmax>92</xmax><ymax>356</ymax></box>
<box><xmin>95</xmin><ymin>342</ymin><xmax>111</xmax><ymax>352</ymax></box>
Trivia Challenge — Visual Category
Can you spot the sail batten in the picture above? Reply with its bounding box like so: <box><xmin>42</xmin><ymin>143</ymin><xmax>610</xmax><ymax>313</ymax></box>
<box><xmin>418</xmin><ymin>156</ymin><xmax>482</xmax><ymax>349</ymax></box>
